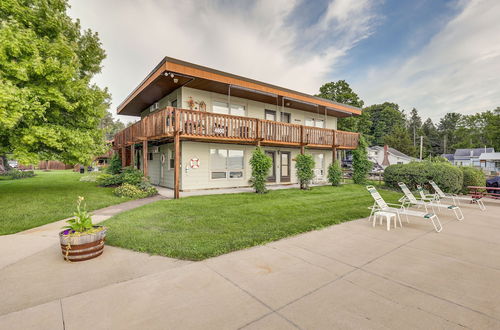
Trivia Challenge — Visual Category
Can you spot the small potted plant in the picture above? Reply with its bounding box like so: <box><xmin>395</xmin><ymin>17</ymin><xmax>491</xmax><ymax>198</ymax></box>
<box><xmin>59</xmin><ymin>196</ymin><xmax>107</xmax><ymax>262</ymax></box>
<box><xmin>186</xmin><ymin>96</ymin><xmax>196</xmax><ymax>110</ymax></box>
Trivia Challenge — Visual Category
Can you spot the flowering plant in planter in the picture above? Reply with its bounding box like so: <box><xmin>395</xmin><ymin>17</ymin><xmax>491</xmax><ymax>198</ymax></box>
<box><xmin>63</xmin><ymin>196</ymin><xmax>93</xmax><ymax>234</ymax></box>
<box><xmin>59</xmin><ymin>196</ymin><xmax>107</xmax><ymax>262</ymax></box>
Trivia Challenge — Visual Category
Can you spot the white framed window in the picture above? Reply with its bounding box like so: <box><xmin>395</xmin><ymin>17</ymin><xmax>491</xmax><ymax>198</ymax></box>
<box><xmin>168</xmin><ymin>149</ymin><xmax>175</xmax><ymax>170</ymax></box>
<box><xmin>210</xmin><ymin>148</ymin><xmax>244</xmax><ymax>179</ymax></box>
<box><xmin>305</xmin><ymin>118</ymin><xmax>325</xmax><ymax>128</ymax></box>
<box><xmin>212</xmin><ymin>101</ymin><xmax>246</xmax><ymax>116</ymax></box>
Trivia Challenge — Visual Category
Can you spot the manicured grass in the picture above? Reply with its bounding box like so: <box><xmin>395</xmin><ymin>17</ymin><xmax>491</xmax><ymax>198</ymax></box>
<box><xmin>0</xmin><ymin>170</ymin><xmax>131</xmax><ymax>235</ymax></box>
<box><xmin>103</xmin><ymin>184</ymin><xmax>402</xmax><ymax>261</ymax></box>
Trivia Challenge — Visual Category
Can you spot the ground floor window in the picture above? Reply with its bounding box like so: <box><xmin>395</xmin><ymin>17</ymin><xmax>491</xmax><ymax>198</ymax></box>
<box><xmin>210</xmin><ymin>149</ymin><xmax>244</xmax><ymax>179</ymax></box>
<box><xmin>168</xmin><ymin>149</ymin><xmax>175</xmax><ymax>170</ymax></box>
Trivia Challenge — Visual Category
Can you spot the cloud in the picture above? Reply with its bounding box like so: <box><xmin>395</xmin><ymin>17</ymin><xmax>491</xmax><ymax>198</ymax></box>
<box><xmin>68</xmin><ymin>0</ymin><xmax>379</xmax><ymax>122</ymax></box>
<box><xmin>355</xmin><ymin>0</ymin><xmax>500</xmax><ymax>120</ymax></box>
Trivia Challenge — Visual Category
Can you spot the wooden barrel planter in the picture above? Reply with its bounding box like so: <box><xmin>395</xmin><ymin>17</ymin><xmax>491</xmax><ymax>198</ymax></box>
<box><xmin>59</xmin><ymin>226</ymin><xmax>107</xmax><ymax>262</ymax></box>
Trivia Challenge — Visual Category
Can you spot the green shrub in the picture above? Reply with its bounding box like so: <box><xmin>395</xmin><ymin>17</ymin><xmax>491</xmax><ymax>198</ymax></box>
<box><xmin>114</xmin><ymin>183</ymin><xmax>157</xmax><ymax>198</ymax></box>
<box><xmin>327</xmin><ymin>160</ymin><xmax>342</xmax><ymax>186</ymax></box>
<box><xmin>121</xmin><ymin>167</ymin><xmax>144</xmax><ymax>185</ymax></box>
<box><xmin>114</xmin><ymin>183</ymin><xmax>148</xmax><ymax>198</ymax></box>
<box><xmin>295</xmin><ymin>153</ymin><xmax>315</xmax><ymax>190</ymax></box>
<box><xmin>1</xmin><ymin>169</ymin><xmax>35</xmax><ymax>179</ymax></box>
<box><xmin>107</xmin><ymin>154</ymin><xmax>122</xmax><ymax>175</ymax></box>
<box><xmin>384</xmin><ymin>161</ymin><xmax>463</xmax><ymax>193</ymax></box>
<box><xmin>97</xmin><ymin>167</ymin><xmax>146</xmax><ymax>187</ymax></box>
<box><xmin>429</xmin><ymin>156</ymin><xmax>449</xmax><ymax>163</ymax></box>
<box><xmin>79</xmin><ymin>172</ymin><xmax>101</xmax><ymax>182</ymax></box>
<box><xmin>460</xmin><ymin>166</ymin><xmax>485</xmax><ymax>194</ymax></box>
<box><xmin>96</xmin><ymin>173</ymin><xmax>122</xmax><ymax>187</ymax></box>
<box><xmin>249</xmin><ymin>147</ymin><xmax>273</xmax><ymax>193</ymax></box>
<box><xmin>352</xmin><ymin>135</ymin><xmax>372</xmax><ymax>184</ymax></box>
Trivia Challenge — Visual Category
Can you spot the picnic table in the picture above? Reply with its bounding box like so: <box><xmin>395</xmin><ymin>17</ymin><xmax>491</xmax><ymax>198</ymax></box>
<box><xmin>468</xmin><ymin>186</ymin><xmax>500</xmax><ymax>199</ymax></box>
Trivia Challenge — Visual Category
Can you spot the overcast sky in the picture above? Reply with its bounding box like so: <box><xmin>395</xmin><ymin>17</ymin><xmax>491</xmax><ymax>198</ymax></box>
<box><xmin>68</xmin><ymin>0</ymin><xmax>500</xmax><ymax>124</ymax></box>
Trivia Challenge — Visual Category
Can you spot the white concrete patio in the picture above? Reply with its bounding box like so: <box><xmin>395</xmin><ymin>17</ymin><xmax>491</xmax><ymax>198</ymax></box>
<box><xmin>1</xmin><ymin>199</ymin><xmax>500</xmax><ymax>329</ymax></box>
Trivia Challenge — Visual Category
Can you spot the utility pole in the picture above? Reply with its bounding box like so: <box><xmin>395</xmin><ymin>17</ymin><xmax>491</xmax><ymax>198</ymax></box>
<box><xmin>443</xmin><ymin>134</ymin><xmax>447</xmax><ymax>154</ymax></box>
<box><xmin>419</xmin><ymin>136</ymin><xmax>423</xmax><ymax>160</ymax></box>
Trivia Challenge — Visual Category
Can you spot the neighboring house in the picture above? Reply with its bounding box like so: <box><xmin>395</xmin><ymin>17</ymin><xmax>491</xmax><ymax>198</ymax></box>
<box><xmin>113</xmin><ymin>57</ymin><xmax>361</xmax><ymax>197</ymax></box>
<box><xmin>452</xmin><ymin>148</ymin><xmax>494</xmax><ymax>167</ymax></box>
<box><xmin>442</xmin><ymin>154</ymin><xmax>455</xmax><ymax>162</ymax></box>
<box><xmin>368</xmin><ymin>145</ymin><xmax>416</xmax><ymax>169</ymax></box>
<box><xmin>479</xmin><ymin>152</ymin><xmax>500</xmax><ymax>173</ymax></box>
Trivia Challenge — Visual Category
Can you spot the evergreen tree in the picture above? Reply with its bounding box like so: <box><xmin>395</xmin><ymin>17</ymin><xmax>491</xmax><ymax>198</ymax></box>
<box><xmin>421</xmin><ymin>118</ymin><xmax>441</xmax><ymax>156</ymax></box>
<box><xmin>438</xmin><ymin>113</ymin><xmax>462</xmax><ymax>153</ymax></box>
<box><xmin>407</xmin><ymin>108</ymin><xmax>423</xmax><ymax>147</ymax></box>
<box><xmin>383</xmin><ymin>125</ymin><xmax>417</xmax><ymax>157</ymax></box>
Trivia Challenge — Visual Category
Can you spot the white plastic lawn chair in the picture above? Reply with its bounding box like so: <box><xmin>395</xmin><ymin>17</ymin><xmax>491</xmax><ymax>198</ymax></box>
<box><xmin>429</xmin><ymin>181</ymin><xmax>486</xmax><ymax>211</ymax></box>
<box><xmin>366</xmin><ymin>185</ymin><xmax>443</xmax><ymax>232</ymax></box>
<box><xmin>416</xmin><ymin>185</ymin><xmax>439</xmax><ymax>202</ymax></box>
<box><xmin>398</xmin><ymin>182</ymin><xmax>464</xmax><ymax>221</ymax></box>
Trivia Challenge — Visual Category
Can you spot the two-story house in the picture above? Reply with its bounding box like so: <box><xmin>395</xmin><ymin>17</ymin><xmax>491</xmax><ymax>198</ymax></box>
<box><xmin>114</xmin><ymin>57</ymin><xmax>361</xmax><ymax>198</ymax></box>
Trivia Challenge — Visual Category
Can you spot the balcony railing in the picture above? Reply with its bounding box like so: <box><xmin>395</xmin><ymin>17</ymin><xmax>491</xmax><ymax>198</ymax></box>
<box><xmin>114</xmin><ymin>107</ymin><xmax>359</xmax><ymax>149</ymax></box>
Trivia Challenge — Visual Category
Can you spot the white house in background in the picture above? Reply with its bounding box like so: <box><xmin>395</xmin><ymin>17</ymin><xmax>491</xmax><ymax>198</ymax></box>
<box><xmin>368</xmin><ymin>145</ymin><xmax>416</xmax><ymax>169</ymax></box>
<box><xmin>479</xmin><ymin>152</ymin><xmax>500</xmax><ymax>173</ymax></box>
<box><xmin>452</xmin><ymin>148</ymin><xmax>494</xmax><ymax>167</ymax></box>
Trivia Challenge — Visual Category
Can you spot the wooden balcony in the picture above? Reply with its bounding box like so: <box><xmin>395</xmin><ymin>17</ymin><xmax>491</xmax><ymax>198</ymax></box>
<box><xmin>114</xmin><ymin>107</ymin><xmax>359</xmax><ymax>150</ymax></box>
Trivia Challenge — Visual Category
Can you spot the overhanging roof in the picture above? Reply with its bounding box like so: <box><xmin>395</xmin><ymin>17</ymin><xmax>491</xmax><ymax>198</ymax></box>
<box><xmin>117</xmin><ymin>57</ymin><xmax>362</xmax><ymax>118</ymax></box>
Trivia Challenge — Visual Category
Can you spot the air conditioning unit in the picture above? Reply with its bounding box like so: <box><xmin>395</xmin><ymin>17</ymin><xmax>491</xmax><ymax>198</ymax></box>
<box><xmin>151</xmin><ymin>146</ymin><xmax>160</xmax><ymax>153</ymax></box>
<box><xmin>149</xmin><ymin>102</ymin><xmax>159</xmax><ymax>112</ymax></box>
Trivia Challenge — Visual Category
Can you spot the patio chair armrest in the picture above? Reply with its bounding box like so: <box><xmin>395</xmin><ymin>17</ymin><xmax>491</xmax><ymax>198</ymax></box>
<box><xmin>386</xmin><ymin>203</ymin><xmax>403</xmax><ymax>207</ymax></box>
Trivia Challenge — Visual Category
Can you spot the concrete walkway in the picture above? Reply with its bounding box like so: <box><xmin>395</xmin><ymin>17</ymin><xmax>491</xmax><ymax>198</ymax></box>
<box><xmin>1</xmin><ymin>199</ymin><xmax>500</xmax><ymax>329</ymax></box>
<box><xmin>156</xmin><ymin>183</ymin><xmax>330</xmax><ymax>198</ymax></box>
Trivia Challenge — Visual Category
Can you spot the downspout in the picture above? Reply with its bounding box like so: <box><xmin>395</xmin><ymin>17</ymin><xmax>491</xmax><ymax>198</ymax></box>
<box><xmin>228</xmin><ymin>84</ymin><xmax>231</xmax><ymax>112</ymax></box>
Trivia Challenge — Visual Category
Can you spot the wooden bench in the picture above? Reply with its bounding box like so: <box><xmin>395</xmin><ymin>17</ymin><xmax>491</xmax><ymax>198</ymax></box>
<box><xmin>468</xmin><ymin>186</ymin><xmax>500</xmax><ymax>199</ymax></box>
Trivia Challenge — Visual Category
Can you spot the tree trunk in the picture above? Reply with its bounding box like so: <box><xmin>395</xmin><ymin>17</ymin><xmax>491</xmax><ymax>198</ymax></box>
<box><xmin>0</xmin><ymin>155</ymin><xmax>11</xmax><ymax>171</ymax></box>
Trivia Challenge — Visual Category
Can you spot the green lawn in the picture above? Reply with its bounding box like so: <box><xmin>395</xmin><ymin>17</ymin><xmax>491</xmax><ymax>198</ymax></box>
<box><xmin>103</xmin><ymin>185</ymin><xmax>402</xmax><ymax>261</ymax></box>
<box><xmin>0</xmin><ymin>170</ymin><xmax>131</xmax><ymax>235</ymax></box>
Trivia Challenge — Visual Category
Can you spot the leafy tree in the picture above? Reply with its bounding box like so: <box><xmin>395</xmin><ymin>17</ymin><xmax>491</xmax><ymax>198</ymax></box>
<box><xmin>365</xmin><ymin>102</ymin><xmax>406</xmax><ymax>146</ymax></box>
<box><xmin>317</xmin><ymin>80</ymin><xmax>364</xmax><ymax>108</ymax></box>
<box><xmin>249</xmin><ymin>147</ymin><xmax>272</xmax><ymax>193</ymax></box>
<box><xmin>485</xmin><ymin>107</ymin><xmax>500</xmax><ymax>150</ymax></box>
<box><xmin>295</xmin><ymin>153</ymin><xmax>315</xmax><ymax>190</ymax></box>
<box><xmin>0</xmin><ymin>0</ymin><xmax>110</xmax><ymax>165</ymax></box>
<box><xmin>100</xmin><ymin>111</ymin><xmax>125</xmax><ymax>141</ymax></box>
<box><xmin>316</xmin><ymin>80</ymin><xmax>372</xmax><ymax>137</ymax></box>
<box><xmin>383</xmin><ymin>125</ymin><xmax>417</xmax><ymax>157</ymax></box>
<box><xmin>327</xmin><ymin>160</ymin><xmax>342</xmax><ymax>186</ymax></box>
<box><xmin>352</xmin><ymin>135</ymin><xmax>372</xmax><ymax>184</ymax></box>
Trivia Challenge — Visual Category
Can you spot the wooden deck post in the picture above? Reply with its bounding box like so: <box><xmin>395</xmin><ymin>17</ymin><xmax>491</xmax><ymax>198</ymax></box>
<box><xmin>174</xmin><ymin>108</ymin><xmax>180</xmax><ymax>199</ymax></box>
<box><xmin>142</xmin><ymin>140</ymin><xmax>148</xmax><ymax>177</ymax></box>
<box><xmin>332</xmin><ymin>130</ymin><xmax>337</xmax><ymax>162</ymax></box>
<box><xmin>121</xmin><ymin>147</ymin><xmax>126</xmax><ymax>167</ymax></box>
<box><xmin>130</xmin><ymin>144</ymin><xmax>135</xmax><ymax>169</ymax></box>
<box><xmin>255</xmin><ymin>120</ymin><xmax>261</xmax><ymax>147</ymax></box>
<box><xmin>300</xmin><ymin>126</ymin><xmax>305</xmax><ymax>154</ymax></box>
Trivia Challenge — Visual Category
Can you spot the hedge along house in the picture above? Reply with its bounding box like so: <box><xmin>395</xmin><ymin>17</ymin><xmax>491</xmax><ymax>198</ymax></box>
<box><xmin>113</xmin><ymin>57</ymin><xmax>361</xmax><ymax>198</ymax></box>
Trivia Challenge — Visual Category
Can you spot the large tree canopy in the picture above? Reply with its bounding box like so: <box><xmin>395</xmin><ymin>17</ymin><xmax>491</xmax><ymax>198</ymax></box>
<box><xmin>316</xmin><ymin>80</ymin><xmax>372</xmax><ymax>135</ymax></box>
<box><xmin>0</xmin><ymin>0</ymin><xmax>110</xmax><ymax>165</ymax></box>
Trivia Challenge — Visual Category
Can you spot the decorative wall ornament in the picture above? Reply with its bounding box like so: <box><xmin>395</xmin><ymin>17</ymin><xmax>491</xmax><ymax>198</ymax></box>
<box><xmin>189</xmin><ymin>157</ymin><xmax>200</xmax><ymax>169</ymax></box>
